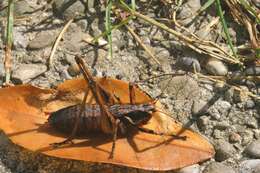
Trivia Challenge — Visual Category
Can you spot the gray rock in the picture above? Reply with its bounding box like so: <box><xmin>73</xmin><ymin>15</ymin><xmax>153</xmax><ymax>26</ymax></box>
<box><xmin>245</xmin><ymin>99</ymin><xmax>255</xmax><ymax>109</ymax></box>
<box><xmin>177</xmin><ymin>164</ymin><xmax>200</xmax><ymax>173</ymax></box>
<box><xmin>192</xmin><ymin>100</ymin><xmax>208</xmax><ymax>116</ymax></box>
<box><xmin>203</xmin><ymin>162</ymin><xmax>236</xmax><ymax>173</ymax></box>
<box><xmin>253</xmin><ymin>129</ymin><xmax>260</xmax><ymax>139</ymax></box>
<box><xmin>214</xmin><ymin>139</ymin><xmax>236</xmax><ymax>161</ymax></box>
<box><xmin>13</xmin><ymin>26</ymin><xmax>29</xmax><ymax>49</ymax></box>
<box><xmin>53</xmin><ymin>0</ymin><xmax>86</xmax><ymax>20</ymax></box>
<box><xmin>239</xmin><ymin>160</ymin><xmax>260</xmax><ymax>173</ymax></box>
<box><xmin>63</xmin><ymin>23</ymin><xmax>87</xmax><ymax>52</ymax></box>
<box><xmin>177</xmin><ymin>0</ymin><xmax>201</xmax><ymax>25</ymax></box>
<box><xmin>12</xmin><ymin>64</ymin><xmax>47</xmax><ymax>84</ymax></box>
<box><xmin>14</xmin><ymin>0</ymin><xmax>35</xmax><ymax>16</ymax></box>
<box><xmin>245</xmin><ymin>66</ymin><xmax>260</xmax><ymax>75</ymax></box>
<box><xmin>197</xmin><ymin>116</ymin><xmax>210</xmax><ymax>131</ymax></box>
<box><xmin>241</xmin><ymin>130</ymin><xmax>254</xmax><ymax>146</ymax></box>
<box><xmin>27</xmin><ymin>31</ymin><xmax>56</xmax><ymax>50</ymax></box>
<box><xmin>178</xmin><ymin>56</ymin><xmax>201</xmax><ymax>72</ymax></box>
<box><xmin>0</xmin><ymin>60</ymin><xmax>4</xmax><ymax>78</ymax></box>
<box><xmin>160</xmin><ymin>75</ymin><xmax>199</xmax><ymax>100</ymax></box>
<box><xmin>224</xmin><ymin>88</ymin><xmax>235</xmax><ymax>103</ymax></box>
<box><xmin>205</xmin><ymin>58</ymin><xmax>228</xmax><ymax>76</ymax></box>
<box><xmin>0</xmin><ymin>0</ymin><xmax>34</xmax><ymax>17</ymax></box>
<box><xmin>245</xmin><ymin>139</ymin><xmax>260</xmax><ymax>158</ymax></box>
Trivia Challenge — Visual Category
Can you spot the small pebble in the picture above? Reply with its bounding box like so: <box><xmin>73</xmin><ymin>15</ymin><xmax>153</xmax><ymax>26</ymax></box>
<box><xmin>239</xmin><ymin>159</ymin><xmax>260</xmax><ymax>173</ymax></box>
<box><xmin>178</xmin><ymin>56</ymin><xmax>201</xmax><ymax>72</ymax></box>
<box><xmin>205</xmin><ymin>58</ymin><xmax>228</xmax><ymax>76</ymax></box>
<box><xmin>0</xmin><ymin>61</ymin><xmax>4</xmax><ymax>78</ymax></box>
<box><xmin>177</xmin><ymin>164</ymin><xmax>200</xmax><ymax>173</ymax></box>
<box><xmin>197</xmin><ymin>116</ymin><xmax>210</xmax><ymax>131</ymax></box>
<box><xmin>214</xmin><ymin>139</ymin><xmax>236</xmax><ymax>161</ymax></box>
<box><xmin>245</xmin><ymin>139</ymin><xmax>260</xmax><ymax>158</ymax></box>
<box><xmin>13</xmin><ymin>27</ymin><xmax>29</xmax><ymax>49</ymax></box>
<box><xmin>245</xmin><ymin>99</ymin><xmax>255</xmax><ymax>109</ymax></box>
<box><xmin>12</xmin><ymin>64</ymin><xmax>47</xmax><ymax>84</ymax></box>
<box><xmin>229</xmin><ymin>132</ymin><xmax>241</xmax><ymax>143</ymax></box>
<box><xmin>203</xmin><ymin>162</ymin><xmax>236</xmax><ymax>173</ymax></box>
<box><xmin>192</xmin><ymin>100</ymin><xmax>207</xmax><ymax>116</ymax></box>
<box><xmin>253</xmin><ymin>129</ymin><xmax>260</xmax><ymax>139</ymax></box>
<box><xmin>224</xmin><ymin>88</ymin><xmax>235</xmax><ymax>103</ymax></box>
<box><xmin>67</xmin><ymin>63</ymin><xmax>80</xmax><ymax>77</ymax></box>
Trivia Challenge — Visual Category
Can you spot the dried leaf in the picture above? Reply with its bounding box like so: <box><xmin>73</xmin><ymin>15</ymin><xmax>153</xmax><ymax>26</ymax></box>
<box><xmin>0</xmin><ymin>78</ymin><xmax>214</xmax><ymax>170</ymax></box>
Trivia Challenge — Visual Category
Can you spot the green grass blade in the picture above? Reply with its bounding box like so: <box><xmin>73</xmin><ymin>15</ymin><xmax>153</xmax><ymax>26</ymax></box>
<box><xmin>239</xmin><ymin>0</ymin><xmax>260</xmax><ymax>24</ymax></box>
<box><xmin>215</xmin><ymin>0</ymin><xmax>237</xmax><ymax>58</ymax></box>
<box><xmin>196</xmin><ymin>0</ymin><xmax>215</xmax><ymax>15</ymax></box>
<box><xmin>131</xmin><ymin>0</ymin><xmax>136</xmax><ymax>11</ymax></box>
<box><xmin>5</xmin><ymin>0</ymin><xmax>14</xmax><ymax>84</ymax></box>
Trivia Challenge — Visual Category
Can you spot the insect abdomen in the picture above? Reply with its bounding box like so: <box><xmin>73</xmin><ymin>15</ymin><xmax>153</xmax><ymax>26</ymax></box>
<box><xmin>48</xmin><ymin>104</ymin><xmax>103</xmax><ymax>135</ymax></box>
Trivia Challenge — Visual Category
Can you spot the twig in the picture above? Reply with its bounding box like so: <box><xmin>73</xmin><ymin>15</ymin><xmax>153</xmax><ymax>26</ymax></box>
<box><xmin>48</xmin><ymin>18</ymin><xmax>73</xmax><ymax>69</ymax></box>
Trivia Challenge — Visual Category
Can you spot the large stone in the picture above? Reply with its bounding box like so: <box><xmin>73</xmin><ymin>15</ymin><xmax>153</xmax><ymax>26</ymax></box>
<box><xmin>205</xmin><ymin>58</ymin><xmax>228</xmax><ymax>76</ymax></box>
<box><xmin>14</xmin><ymin>0</ymin><xmax>35</xmax><ymax>16</ymax></box>
<box><xmin>53</xmin><ymin>0</ymin><xmax>86</xmax><ymax>20</ymax></box>
<box><xmin>240</xmin><ymin>159</ymin><xmax>260</xmax><ymax>173</ymax></box>
<box><xmin>214</xmin><ymin>139</ymin><xmax>236</xmax><ymax>161</ymax></box>
<box><xmin>245</xmin><ymin>139</ymin><xmax>260</xmax><ymax>158</ymax></box>
<box><xmin>12</xmin><ymin>64</ymin><xmax>47</xmax><ymax>84</ymax></box>
<box><xmin>245</xmin><ymin>65</ymin><xmax>260</xmax><ymax>75</ymax></box>
<box><xmin>27</xmin><ymin>31</ymin><xmax>56</xmax><ymax>50</ymax></box>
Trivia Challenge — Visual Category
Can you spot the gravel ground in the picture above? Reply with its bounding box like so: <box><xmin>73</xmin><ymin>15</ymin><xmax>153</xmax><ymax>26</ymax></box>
<box><xmin>0</xmin><ymin>0</ymin><xmax>259</xmax><ymax>173</ymax></box>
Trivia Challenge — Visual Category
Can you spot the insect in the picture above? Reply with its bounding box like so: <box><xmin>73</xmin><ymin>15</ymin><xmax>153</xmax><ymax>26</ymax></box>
<box><xmin>49</xmin><ymin>56</ymin><xmax>186</xmax><ymax>158</ymax></box>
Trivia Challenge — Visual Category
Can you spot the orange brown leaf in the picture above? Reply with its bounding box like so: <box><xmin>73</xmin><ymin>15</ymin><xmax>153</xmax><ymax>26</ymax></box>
<box><xmin>0</xmin><ymin>78</ymin><xmax>214</xmax><ymax>171</ymax></box>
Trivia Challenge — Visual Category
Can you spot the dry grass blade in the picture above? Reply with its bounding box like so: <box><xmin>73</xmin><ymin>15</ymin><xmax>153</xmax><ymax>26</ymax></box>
<box><xmin>48</xmin><ymin>18</ymin><xmax>74</xmax><ymax>69</ymax></box>
<box><xmin>119</xmin><ymin>2</ymin><xmax>241</xmax><ymax>65</ymax></box>
<box><xmin>225</xmin><ymin>0</ymin><xmax>259</xmax><ymax>50</ymax></box>
<box><xmin>197</xmin><ymin>73</ymin><xmax>260</xmax><ymax>100</ymax></box>
<box><xmin>125</xmin><ymin>25</ymin><xmax>161</xmax><ymax>65</ymax></box>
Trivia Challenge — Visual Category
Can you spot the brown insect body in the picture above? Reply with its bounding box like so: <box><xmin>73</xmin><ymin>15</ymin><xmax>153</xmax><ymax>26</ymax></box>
<box><xmin>48</xmin><ymin>103</ymin><xmax>155</xmax><ymax>136</ymax></box>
